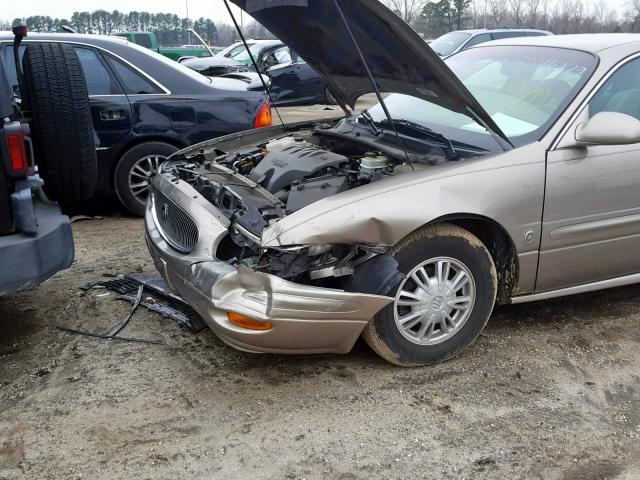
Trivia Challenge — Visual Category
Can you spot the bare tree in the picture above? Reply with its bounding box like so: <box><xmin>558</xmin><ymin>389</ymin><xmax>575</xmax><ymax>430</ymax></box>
<box><xmin>628</xmin><ymin>0</ymin><xmax>640</xmax><ymax>31</ymax></box>
<box><xmin>569</xmin><ymin>0</ymin><xmax>585</xmax><ymax>32</ymax></box>
<box><xmin>540</xmin><ymin>0</ymin><xmax>551</xmax><ymax>28</ymax></box>
<box><xmin>490</xmin><ymin>0</ymin><xmax>509</xmax><ymax>26</ymax></box>
<box><xmin>382</xmin><ymin>0</ymin><xmax>429</xmax><ymax>25</ymax></box>
<box><xmin>470</xmin><ymin>0</ymin><xmax>485</xmax><ymax>27</ymax></box>
<box><xmin>508</xmin><ymin>0</ymin><xmax>527</xmax><ymax>26</ymax></box>
<box><xmin>527</xmin><ymin>0</ymin><xmax>542</xmax><ymax>27</ymax></box>
<box><xmin>554</xmin><ymin>0</ymin><xmax>570</xmax><ymax>33</ymax></box>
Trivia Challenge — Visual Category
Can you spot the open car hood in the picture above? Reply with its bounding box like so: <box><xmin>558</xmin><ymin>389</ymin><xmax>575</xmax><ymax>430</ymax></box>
<box><xmin>230</xmin><ymin>0</ymin><xmax>511</xmax><ymax>146</ymax></box>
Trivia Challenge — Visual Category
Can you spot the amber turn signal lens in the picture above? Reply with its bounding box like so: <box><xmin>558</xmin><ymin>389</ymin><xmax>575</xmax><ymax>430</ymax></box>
<box><xmin>227</xmin><ymin>312</ymin><xmax>273</xmax><ymax>331</ymax></box>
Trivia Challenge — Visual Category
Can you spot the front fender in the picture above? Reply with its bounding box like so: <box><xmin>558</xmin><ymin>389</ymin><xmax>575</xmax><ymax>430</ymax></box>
<box><xmin>261</xmin><ymin>143</ymin><xmax>547</xmax><ymax>293</ymax></box>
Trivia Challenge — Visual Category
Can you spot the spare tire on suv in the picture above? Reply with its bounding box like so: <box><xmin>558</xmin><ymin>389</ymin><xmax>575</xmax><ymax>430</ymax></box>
<box><xmin>22</xmin><ymin>43</ymin><xmax>97</xmax><ymax>202</ymax></box>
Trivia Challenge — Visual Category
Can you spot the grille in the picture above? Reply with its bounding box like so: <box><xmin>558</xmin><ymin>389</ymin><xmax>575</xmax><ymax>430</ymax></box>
<box><xmin>152</xmin><ymin>190</ymin><xmax>199</xmax><ymax>253</ymax></box>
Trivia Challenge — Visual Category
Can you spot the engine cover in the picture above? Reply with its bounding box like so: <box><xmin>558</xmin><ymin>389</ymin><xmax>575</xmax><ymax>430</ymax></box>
<box><xmin>286</xmin><ymin>175</ymin><xmax>348</xmax><ymax>212</ymax></box>
<box><xmin>248</xmin><ymin>143</ymin><xmax>348</xmax><ymax>193</ymax></box>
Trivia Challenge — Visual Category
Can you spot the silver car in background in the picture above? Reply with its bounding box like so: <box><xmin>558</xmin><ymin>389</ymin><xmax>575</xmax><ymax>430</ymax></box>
<box><xmin>429</xmin><ymin>28</ymin><xmax>552</xmax><ymax>58</ymax></box>
<box><xmin>145</xmin><ymin>0</ymin><xmax>640</xmax><ymax>366</ymax></box>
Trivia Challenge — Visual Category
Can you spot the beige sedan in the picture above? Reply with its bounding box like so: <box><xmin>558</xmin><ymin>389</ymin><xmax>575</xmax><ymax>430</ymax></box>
<box><xmin>145</xmin><ymin>0</ymin><xmax>640</xmax><ymax>366</ymax></box>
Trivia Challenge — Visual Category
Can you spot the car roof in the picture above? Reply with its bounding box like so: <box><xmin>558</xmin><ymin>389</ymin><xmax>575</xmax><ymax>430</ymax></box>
<box><xmin>475</xmin><ymin>33</ymin><xmax>640</xmax><ymax>53</ymax></box>
<box><xmin>451</xmin><ymin>28</ymin><xmax>551</xmax><ymax>35</ymax></box>
<box><xmin>0</xmin><ymin>31</ymin><xmax>130</xmax><ymax>47</ymax></box>
<box><xmin>0</xmin><ymin>31</ymin><xmax>225</xmax><ymax>95</ymax></box>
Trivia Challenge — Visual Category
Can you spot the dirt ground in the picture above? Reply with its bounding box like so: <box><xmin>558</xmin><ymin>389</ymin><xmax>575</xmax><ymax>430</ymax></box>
<box><xmin>1</xmin><ymin>104</ymin><xmax>640</xmax><ymax>480</ymax></box>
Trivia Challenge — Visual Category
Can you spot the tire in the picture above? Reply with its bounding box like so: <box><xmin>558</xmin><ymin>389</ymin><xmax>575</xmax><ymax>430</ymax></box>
<box><xmin>22</xmin><ymin>43</ymin><xmax>97</xmax><ymax>202</ymax></box>
<box><xmin>324</xmin><ymin>87</ymin><xmax>337</xmax><ymax>105</ymax></box>
<box><xmin>362</xmin><ymin>223</ymin><xmax>497</xmax><ymax>367</ymax></box>
<box><xmin>114</xmin><ymin>142</ymin><xmax>178</xmax><ymax>216</ymax></box>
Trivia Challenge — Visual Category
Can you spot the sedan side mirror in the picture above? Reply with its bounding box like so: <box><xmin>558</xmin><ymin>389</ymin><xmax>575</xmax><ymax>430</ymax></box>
<box><xmin>576</xmin><ymin>111</ymin><xmax>640</xmax><ymax>145</ymax></box>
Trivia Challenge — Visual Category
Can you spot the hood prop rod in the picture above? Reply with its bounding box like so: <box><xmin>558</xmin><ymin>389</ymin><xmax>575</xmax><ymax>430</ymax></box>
<box><xmin>333</xmin><ymin>0</ymin><xmax>414</xmax><ymax>171</ymax></box>
<box><xmin>223</xmin><ymin>0</ymin><xmax>284</xmax><ymax>127</ymax></box>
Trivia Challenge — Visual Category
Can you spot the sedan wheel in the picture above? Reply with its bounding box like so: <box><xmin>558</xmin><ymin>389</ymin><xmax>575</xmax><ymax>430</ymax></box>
<box><xmin>394</xmin><ymin>257</ymin><xmax>475</xmax><ymax>346</ymax></box>
<box><xmin>128</xmin><ymin>155</ymin><xmax>166</xmax><ymax>203</ymax></box>
<box><xmin>362</xmin><ymin>223</ymin><xmax>497</xmax><ymax>366</ymax></box>
<box><xmin>115</xmin><ymin>142</ymin><xmax>179</xmax><ymax>216</ymax></box>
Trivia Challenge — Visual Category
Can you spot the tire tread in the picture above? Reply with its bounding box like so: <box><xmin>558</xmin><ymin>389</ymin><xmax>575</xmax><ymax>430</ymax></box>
<box><xmin>22</xmin><ymin>43</ymin><xmax>97</xmax><ymax>202</ymax></box>
<box><xmin>362</xmin><ymin>223</ymin><xmax>497</xmax><ymax>367</ymax></box>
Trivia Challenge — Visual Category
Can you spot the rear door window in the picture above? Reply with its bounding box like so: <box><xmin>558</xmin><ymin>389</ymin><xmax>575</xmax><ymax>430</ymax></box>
<box><xmin>73</xmin><ymin>47</ymin><xmax>123</xmax><ymax>96</ymax></box>
<box><xmin>1</xmin><ymin>44</ymin><xmax>124</xmax><ymax>97</ymax></box>
<box><xmin>104</xmin><ymin>55</ymin><xmax>163</xmax><ymax>95</ymax></box>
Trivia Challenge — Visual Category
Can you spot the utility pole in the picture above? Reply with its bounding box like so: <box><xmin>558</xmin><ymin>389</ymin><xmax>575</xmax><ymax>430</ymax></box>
<box><xmin>185</xmin><ymin>0</ymin><xmax>190</xmax><ymax>43</ymax></box>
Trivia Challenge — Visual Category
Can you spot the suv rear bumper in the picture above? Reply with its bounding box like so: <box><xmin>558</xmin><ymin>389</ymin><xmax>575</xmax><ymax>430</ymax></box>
<box><xmin>0</xmin><ymin>200</ymin><xmax>74</xmax><ymax>294</ymax></box>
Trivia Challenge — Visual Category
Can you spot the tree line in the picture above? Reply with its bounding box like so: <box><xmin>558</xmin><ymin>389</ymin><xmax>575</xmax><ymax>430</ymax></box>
<box><xmin>3</xmin><ymin>1</ymin><xmax>640</xmax><ymax>47</ymax></box>
<box><xmin>2</xmin><ymin>10</ymin><xmax>275</xmax><ymax>47</ymax></box>
<box><xmin>382</xmin><ymin>0</ymin><xmax>633</xmax><ymax>37</ymax></box>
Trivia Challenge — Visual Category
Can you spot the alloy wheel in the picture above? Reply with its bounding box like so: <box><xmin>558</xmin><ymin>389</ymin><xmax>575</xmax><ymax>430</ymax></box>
<box><xmin>393</xmin><ymin>256</ymin><xmax>476</xmax><ymax>345</ymax></box>
<box><xmin>128</xmin><ymin>154</ymin><xmax>166</xmax><ymax>204</ymax></box>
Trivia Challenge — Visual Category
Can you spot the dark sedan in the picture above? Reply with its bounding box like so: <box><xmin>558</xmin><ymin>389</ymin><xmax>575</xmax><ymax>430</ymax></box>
<box><xmin>0</xmin><ymin>33</ymin><xmax>272</xmax><ymax>215</ymax></box>
<box><xmin>182</xmin><ymin>39</ymin><xmax>334</xmax><ymax>106</ymax></box>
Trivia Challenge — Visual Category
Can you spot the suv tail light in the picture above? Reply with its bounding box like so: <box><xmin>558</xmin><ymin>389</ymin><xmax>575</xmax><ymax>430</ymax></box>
<box><xmin>3</xmin><ymin>122</ymin><xmax>29</xmax><ymax>178</ymax></box>
<box><xmin>254</xmin><ymin>101</ymin><xmax>272</xmax><ymax>129</ymax></box>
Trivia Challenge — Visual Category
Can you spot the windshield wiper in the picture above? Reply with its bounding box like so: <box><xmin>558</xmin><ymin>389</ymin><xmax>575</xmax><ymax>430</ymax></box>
<box><xmin>357</xmin><ymin>110</ymin><xmax>381</xmax><ymax>136</ymax></box>
<box><xmin>377</xmin><ymin>118</ymin><xmax>459</xmax><ymax>161</ymax></box>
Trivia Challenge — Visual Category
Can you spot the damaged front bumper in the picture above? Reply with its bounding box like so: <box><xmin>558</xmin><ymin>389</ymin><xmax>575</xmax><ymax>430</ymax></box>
<box><xmin>145</xmin><ymin>174</ymin><xmax>393</xmax><ymax>354</ymax></box>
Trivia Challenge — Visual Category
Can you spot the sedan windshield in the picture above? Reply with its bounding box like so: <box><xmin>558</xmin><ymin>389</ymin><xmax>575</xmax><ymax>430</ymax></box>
<box><xmin>367</xmin><ymin>46</ymin><xmax>597</xmax><ymax>149</ymax></box>
<box><xmin>430</xmin><ymin>32</ymin><xmax>471</xmax><ymax>56</ymax></box>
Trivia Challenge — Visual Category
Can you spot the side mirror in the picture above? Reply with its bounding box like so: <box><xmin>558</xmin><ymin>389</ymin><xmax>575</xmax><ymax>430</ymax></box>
<box><xmin>575</xmin><ymin>111</ymin><xmax>640</xmax><ymax>145</ymax></box>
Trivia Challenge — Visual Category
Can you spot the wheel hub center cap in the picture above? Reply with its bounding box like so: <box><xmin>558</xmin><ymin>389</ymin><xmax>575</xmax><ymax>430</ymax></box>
<box><xmin>431</xmin><ymin>295</ymin><xmax>444</xmax><ymax>310</ymax></box>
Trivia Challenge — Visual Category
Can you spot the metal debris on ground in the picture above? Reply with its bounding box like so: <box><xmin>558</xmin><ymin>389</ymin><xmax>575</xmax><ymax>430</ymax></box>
<box><xmin>72</xmin><ymin>272</ymin><xmax>207</xmax><ymax>336</ymax></box>
<box><xmin>80</xmin><ymin>276</ymin><xmax>141</xmax><ymax>294</ymax></box>
<box><xmin>108</xmin><ymin>285</ymin><xmax>144</xmax><ymax>336</ymax></box>
<box><xmin>116</xmin><ymin>294</ymin><xmax>206</xmax><ymax>333</ymax></box>
<box><xmin>58</xmin><ymin>285</ymin><xmax>163</xmax><ymax>344</ymax></box>
<box><xmin>125</xmin><ymin>273</ymin><xmax>193</xmax><ymax>309</ymax></box>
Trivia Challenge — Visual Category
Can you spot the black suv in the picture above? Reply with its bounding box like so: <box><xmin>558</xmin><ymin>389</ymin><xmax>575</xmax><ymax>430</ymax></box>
<box><xmin>0</xmin><ymin>27</ymin><xmax>97</xmax><ymax>294</ymax></box>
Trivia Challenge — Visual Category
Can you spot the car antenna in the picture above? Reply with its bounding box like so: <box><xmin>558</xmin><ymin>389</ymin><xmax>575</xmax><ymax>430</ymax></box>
<box><xmin>333</xmin><ymin>0</ymin><xmax>414</xmax><ymax>171</ymax></box>
<box><xmin>222</xmin><ymin>0</ymin><xmax>284</xmax><ymax>127</ymax></box>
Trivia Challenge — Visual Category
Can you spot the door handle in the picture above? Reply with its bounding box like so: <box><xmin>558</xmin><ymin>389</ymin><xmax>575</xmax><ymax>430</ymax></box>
<box><xmin>100</xmin><ymin>110</ymin><xmax>127</xmax><ymax>121</ymax></box>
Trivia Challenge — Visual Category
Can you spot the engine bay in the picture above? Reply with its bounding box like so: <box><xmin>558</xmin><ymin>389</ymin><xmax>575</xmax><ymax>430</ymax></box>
<box><xmin>161</xmin><ymin>121</ymin><xmax>476</xmax><ymax>287</ymax></box>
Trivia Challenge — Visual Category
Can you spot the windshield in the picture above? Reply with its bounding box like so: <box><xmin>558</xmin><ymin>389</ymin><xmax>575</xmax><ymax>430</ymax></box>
<box><xmin>366</xmin><ymin>46</ymin><xmax>597</xmax><ymax>149</ymax></box>
<box><xmin>430</xmin><ymin>32</ymin><xmax>471</xmax><ymax>56</ymax></box>
<box><xmin>231</xmin><ymin>43</ymin><xmax>269</xmax><ymax>65</ymax></box>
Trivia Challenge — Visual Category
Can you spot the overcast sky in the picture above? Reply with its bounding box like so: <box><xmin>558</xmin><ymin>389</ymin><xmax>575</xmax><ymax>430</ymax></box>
<box><xmin>2</xmin><ymin>0</ymin><xmax>247</xmax><ymax>23</ymax></box>
<box><xmin>1</xmin><ymin>0</ymin><xmax>631</xmax><ymax>23</ymax></box>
